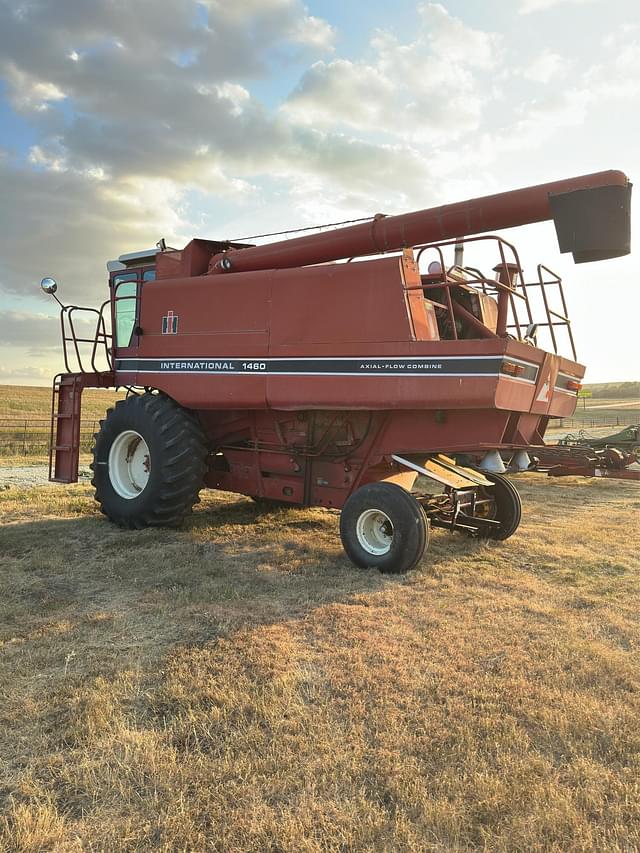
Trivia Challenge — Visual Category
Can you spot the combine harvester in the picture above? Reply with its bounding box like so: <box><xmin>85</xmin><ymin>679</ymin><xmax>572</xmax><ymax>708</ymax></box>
<box><xmin>42</xmin><ymin>170</ymin><xmax>632</xmax><ymax>572</ymax></box>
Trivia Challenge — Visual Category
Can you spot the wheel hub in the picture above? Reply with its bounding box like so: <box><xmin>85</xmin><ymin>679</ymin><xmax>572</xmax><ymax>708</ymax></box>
<box><xmin>356</xmin><ymin>508</ymin><xmax>394</xmax><ymax>556</ymax></box>
<box><xmin>108</xmin><ymin>430</ymin><xmax>151</xmax><ymax>499</ymax></box>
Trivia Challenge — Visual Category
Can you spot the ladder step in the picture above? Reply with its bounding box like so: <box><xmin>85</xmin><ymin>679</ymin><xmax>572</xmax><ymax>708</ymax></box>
<box><xmin>51</xmin><ymin>375</ymin><xmax>86</xmax><ymax>483</ymax></box>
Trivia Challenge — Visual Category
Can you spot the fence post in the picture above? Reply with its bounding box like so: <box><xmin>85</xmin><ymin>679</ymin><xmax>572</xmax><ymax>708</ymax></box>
<box><xmin>23</xmin><ymin>419</ymin><xmax>27</xmax><ymax>455</ymax></box>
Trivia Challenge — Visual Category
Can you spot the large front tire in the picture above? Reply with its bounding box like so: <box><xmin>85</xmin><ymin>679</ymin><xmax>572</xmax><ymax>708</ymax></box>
<box><xmin>340</xmin><ymin>482</ymin><xmax>428</xmax><ymax>573</ymax></box>
<box><xmin>91</xmin><ymin>393</ymin><xmax>207</xmax><ymax>528</ymax></box>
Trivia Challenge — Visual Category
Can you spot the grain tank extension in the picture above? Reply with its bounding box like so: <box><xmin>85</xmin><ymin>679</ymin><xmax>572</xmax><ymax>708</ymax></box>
<box><xmin>43</xmin><ymin>170</ymin><xmax>632</xmax><ymax>572</ymax></box>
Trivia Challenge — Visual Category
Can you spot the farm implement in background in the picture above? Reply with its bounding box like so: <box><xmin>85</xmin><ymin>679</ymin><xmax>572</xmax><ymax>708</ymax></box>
<box><xmin>558</xmin><ymin>424</ymin><xmax>640</xmax><ymax>455</ymax></box>
<box><xmin>41</xmin><ymin>169</ymin><xmax>633</xmax><ymax>572</ymax></box>
<box><xmin>528</xmin><ymin>424</ymin><xmax>640</xmax><ymax>481</ymax></box>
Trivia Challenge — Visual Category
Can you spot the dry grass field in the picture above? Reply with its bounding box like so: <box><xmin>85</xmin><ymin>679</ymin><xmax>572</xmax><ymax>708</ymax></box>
<box><xmin>0</xmin><ymin>385</ymin><xmax>127</xmax><ymax>464</ymax></box>
<box><xmin>0</xmin><ymin>385</ymin><xmax>126</xmax><ymax>421</ymax></box>
<box><xmin>1</xmin><ymin>474</ymin><xmax>639</xmax><ymax>852</ymax></box>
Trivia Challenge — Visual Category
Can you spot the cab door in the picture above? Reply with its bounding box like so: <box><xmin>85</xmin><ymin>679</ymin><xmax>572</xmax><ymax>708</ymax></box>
<box><xmin>111</xmin><ymin>267</ymin><xmax>155</xmax><ymax>355</ymax></box>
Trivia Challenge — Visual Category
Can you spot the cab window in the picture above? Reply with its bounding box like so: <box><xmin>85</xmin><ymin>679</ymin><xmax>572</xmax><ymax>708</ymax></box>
<box><xmin>113</xmin><ymin>273</ymin><xmax>138</xmax><ymax>348</ymax></box>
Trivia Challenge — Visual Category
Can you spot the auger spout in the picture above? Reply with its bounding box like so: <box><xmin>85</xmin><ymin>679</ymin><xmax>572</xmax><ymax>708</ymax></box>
<box><xmin>208</xmin><ymin>169</ymin><xmax>631</xmax><ymax>274</ymax></box>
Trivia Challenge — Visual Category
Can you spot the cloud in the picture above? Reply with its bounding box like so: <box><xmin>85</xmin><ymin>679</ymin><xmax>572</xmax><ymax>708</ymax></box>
<box><xmin>0</xmin><ymin>307</ymin><xmax>108</xmax><ymax>357</ymax></box>
<box><xmin>511</xmin><ymin>28</ymin><xmax>640</xmax><ymax>150</ymax></box>
<box><xmin>0</xmin><ymin>0</ymin><xmax>368</xmax><ymax>311</ymax></box>
<box><xmin>588</xmin><ymin>27</ymin><xmax>640</xmax><ymax>99</ymax></box>
<box><xmin>2</xmin><ymin>62</ymin><xmax>66</xmax><ymax>111</ymax></box>
<box><xmin>283</xmin><ymin>3</ymin><xmax>502</xmax><ymax>143</ymax></box>
<box><xmin>0</xmin><ymin>153</ymin><xmax>190</xmax><ymax>305</ymax></box>
<box><xmin>200</xmin><ymin>1</ymin><xmax>336</xmax><ymax>50</ymax></box>
<box><xmin>522</xmin><ymin>51</ymin><xmax>569</xmax><ymax>83</ymax></box>
<box><xmin>0</xmin><ymin>364</ymin><xmax>52</xmax><ymax>382</ymax></box>
<box><xmin>0</xmin><ymin>0</ymin><xmax>334</xmax><ymax>116</ymax></box>
<box><xmin>0</xmin><ymin>0</ymin><xmax>450</xmax><ymax>321</ymax></box>
<box><xmin>0</xmin><ymin>311</ymin><xmax>65</xmax><ymax>350</ymax></box>
<box><xmin>429</xmin><ymin>20</ymin><xmax>640</xmax><ymax>181</ymax></box>
<box><xmin>519</xmin><ymin>0</ymin><xmax>598</xmax><ymax>13</ymax></box>
<box><xmin>0</xmin><ymin>0</ymin><xmax>337</xmax><ymax>185</ymax></box>
<box><xmin>289</xmin><ymin>15</ymin><xmax>336</xmax><ymax>51</ymax></box>
<box><xmin>0</xmin><ymin>0</ymin><xmax>415</xmax><ymax>207</ymax></box>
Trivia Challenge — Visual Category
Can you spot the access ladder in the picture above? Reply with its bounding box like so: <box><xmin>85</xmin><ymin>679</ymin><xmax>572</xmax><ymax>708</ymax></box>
<box><xmin>49</xmin><ymin>371</ymin><xmax>114</xmax><ymax>483</ymax></box>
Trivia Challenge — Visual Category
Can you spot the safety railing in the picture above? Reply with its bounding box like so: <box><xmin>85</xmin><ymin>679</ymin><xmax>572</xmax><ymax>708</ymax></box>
<box><xmin>412</xmin><ymin>235</ymin><xmax>577</xmax><ymax>359</ymax></box>
<box><xmin>345</xmin><ymin>234</ymin><xmax>577</xmax><ymax>358</ymax></box>
<box><xmin>59</xmin><ymin>303</ymin><xmax>112</xmax><ymax>374</ymax></box>
<box><xmin>526</xmin><ymin>264</ymin><xmax>577</xmax><ymax>361</ymax></box>
<box><xmin>56</xmin><ymin>283</ymin><xmax>139</xmax><ymax>374</ymax></box>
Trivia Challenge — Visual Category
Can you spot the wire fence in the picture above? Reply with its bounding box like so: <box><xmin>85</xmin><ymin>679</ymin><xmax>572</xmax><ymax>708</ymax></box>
<box><xmin>0</xmin><ymin>419</ymin><xmax>99</xmax><ymax>457</ymax></box>
<box><xmin>548</xmin><ymin>413</ymin><xmax>638</xmax><ymax>431</ymax></box>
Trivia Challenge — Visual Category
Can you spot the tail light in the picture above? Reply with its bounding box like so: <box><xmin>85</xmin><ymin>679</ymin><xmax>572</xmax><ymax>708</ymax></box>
<box><xmin>501</xmin><ymin>361</ymin><xmax>525</xmax><ymax>376</ymax></box>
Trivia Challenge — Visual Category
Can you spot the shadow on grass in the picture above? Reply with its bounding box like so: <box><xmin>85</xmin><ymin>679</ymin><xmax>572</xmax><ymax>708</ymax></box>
<box><xmin>0</xmin><ymin>494</ymin><xmax>485</xmax><ymax>650</ymax></box>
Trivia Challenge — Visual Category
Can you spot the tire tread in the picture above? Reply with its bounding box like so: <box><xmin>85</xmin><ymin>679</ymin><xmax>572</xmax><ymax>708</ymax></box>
<box><xmin>91</xmin><ymin>392</ymin><xmax>207</xmax><ymax>529</ymax></box>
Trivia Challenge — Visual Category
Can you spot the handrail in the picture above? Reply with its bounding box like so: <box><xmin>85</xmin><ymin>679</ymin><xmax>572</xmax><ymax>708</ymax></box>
<box><xmin>412</xmin><ymin>235</ymin><xmax>576</xmax><ymax>358</ymax></box>
<box><xmin>56</xmin><ymin>281</ymin><xmax>140</xmax><ymax>374</ymax></box>
<box><xmin>59</xmin><ymin>305</ymin><xmax>112</xmax><ymax>374</ymax></box>
<box><xmin>537</xmin><ymin>264</ymin><xmax>577</xmax><ymax>360</ymax></box>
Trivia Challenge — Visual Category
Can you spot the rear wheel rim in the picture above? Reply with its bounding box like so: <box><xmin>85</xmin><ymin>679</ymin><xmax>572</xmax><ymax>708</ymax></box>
<box><xmin>356</xmin><ymin>509</ymin><xmax>394</xmax><ymax>556</ymax></box>
<box><xmin>108</xmin><ymin>430</ymin><xmax>151</xmax><ymax>499</ymax></box>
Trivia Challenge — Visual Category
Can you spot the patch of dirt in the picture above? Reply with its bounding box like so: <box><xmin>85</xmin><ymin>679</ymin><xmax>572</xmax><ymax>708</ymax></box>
<box><xmin>0</xmin><ymin>466</ymin><xmax>93</xmax><ymax>488</ymax></box>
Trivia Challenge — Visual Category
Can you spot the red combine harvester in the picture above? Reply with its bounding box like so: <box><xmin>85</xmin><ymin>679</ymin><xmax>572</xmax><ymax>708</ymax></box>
<box><xmin>42</xmin><ymin>170</ymin><xmax>631</xmax><ymax>572</ymax></box>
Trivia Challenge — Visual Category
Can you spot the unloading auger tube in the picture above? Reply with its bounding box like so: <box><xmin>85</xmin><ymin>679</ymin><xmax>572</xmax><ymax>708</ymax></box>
<box><xmin>42</xmin><ymin>167</ymin><xmax>632</xmax><ymax>575</ymax></box>
<box><xmin>208</xmin><ymin>170</ymin><xmax>631</xmax><ymax>273</ymax></box>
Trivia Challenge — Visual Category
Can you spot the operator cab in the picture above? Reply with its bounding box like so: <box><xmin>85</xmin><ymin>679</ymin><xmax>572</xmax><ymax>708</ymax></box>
<box><xmin>107</xmin><ymin>248</ymin><xmax>157</xmax><ymax>350</ymax></box>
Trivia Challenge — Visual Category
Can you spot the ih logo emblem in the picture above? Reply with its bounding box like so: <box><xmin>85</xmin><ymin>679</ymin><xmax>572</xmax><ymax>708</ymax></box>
<box><xmin>162</xmin><ymin>310</ymin><xmax>178</xmax><ymax>335</ymax></box>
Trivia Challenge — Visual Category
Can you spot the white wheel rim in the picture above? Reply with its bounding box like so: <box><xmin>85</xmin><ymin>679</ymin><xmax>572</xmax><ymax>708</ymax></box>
<box><xmin>108</xmin><ymin>430</ymin><xmax>151</xmax><ymax>499</ymax></box>
<box><xmin>356</xmin><ymin>508</ymin><xmax>394</xmax><ymax>556</ymax></box>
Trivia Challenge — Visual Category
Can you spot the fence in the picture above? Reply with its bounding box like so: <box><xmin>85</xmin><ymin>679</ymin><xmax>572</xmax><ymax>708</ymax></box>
<box><xmin>547</xmin><ymin>413</ymin><xmax>638</xmax><ymax>431</ymax></box>
<box><xmin>0</xmin><ymin>419</ymin><xmax>99</xmax><ymax>457</ymax></box>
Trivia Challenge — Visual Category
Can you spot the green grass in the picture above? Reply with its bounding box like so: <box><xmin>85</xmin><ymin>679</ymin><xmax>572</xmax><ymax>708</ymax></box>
<box><xmin>0</xmin><ymin>475</ymin><xmax>638</xmax><ymax>851</ymax></box>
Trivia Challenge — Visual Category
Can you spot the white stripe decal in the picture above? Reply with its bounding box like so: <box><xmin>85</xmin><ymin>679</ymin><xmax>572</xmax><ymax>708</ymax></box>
<box><xmin>115</xmin><ymin>354</ymin><xmax>540</xmax><ymax>380</ymax></box>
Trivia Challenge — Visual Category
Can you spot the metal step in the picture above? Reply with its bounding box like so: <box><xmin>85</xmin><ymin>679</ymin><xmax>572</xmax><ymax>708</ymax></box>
<box><xmin>49</xmin><ymin>375</ymin><xmax>82</xmax><ymax>484</ymax></box>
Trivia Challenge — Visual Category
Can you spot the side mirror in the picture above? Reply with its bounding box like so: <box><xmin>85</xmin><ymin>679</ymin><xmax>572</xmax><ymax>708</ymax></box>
<box><xmin>40</xmin><ymin>277</ymin><xmax>58</xmax><ymax>295</ymax></box>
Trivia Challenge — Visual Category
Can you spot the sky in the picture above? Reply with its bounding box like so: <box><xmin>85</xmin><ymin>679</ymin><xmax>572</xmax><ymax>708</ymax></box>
<box><xmin>0</xmin><ymin>0</ymin><xmax>638</xmax><ymax>385</ymax></box>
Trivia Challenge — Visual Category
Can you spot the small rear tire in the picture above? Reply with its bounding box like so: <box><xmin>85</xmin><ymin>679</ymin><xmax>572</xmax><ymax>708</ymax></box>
<box><xmin>91</xmin><ymin>392</ymin><xmax>207</xmax><ymax>528</ymax></box>
<box><xmin>340</xmin><ymin>482</ymin><xmax>428</xmax><ymax>573</ymax></box>
<box><xmin>480</xmin><ymin>473</ymin><xmax>522</xmax><ymax>540</ymax></box>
